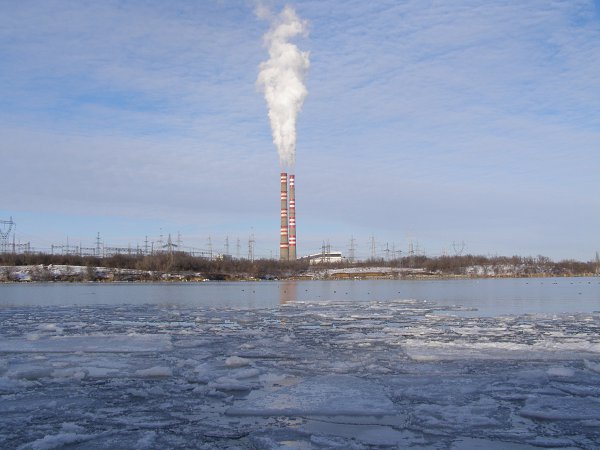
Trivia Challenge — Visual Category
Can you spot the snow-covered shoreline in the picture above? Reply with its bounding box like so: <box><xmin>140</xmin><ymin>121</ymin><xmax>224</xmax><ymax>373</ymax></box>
<box><xmin>2</xmin><ymin>264</ymin><xmax>596</xmax><ymax>283</ymax></box>
<box><xmin>0</xmin><ymin>264</ymin><xmax>209</xmax><ymax>282</ymax></box>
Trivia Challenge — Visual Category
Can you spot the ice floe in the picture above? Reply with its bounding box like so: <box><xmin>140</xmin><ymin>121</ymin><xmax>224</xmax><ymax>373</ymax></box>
<box><xmin>0</xmin><ymin>299</ymin><xmax>599</xmax><ymax>448</ymax></box>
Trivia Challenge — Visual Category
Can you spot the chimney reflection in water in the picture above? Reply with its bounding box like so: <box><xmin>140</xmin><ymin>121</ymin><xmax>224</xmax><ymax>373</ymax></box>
<box><xmin>279</xmin><ymin>280</ymin><xmax>298</xmax><ymax>304</ymax></box>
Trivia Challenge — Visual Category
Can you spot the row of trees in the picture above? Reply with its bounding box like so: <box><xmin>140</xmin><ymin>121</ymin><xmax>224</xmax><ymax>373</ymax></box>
<box><xmin>0</xmin><ymin>251</ymin><xmax>598</xmax><ymax>279</ymax></box>
<box><xmin>351</xmin><ymin>254</ymin><xmax>598</xmax><ymax>275</ymax></box>
<box><xmin>0</xmin><ymin>252</ymin><xmax>311</xmax><ymax>280</ymax></box>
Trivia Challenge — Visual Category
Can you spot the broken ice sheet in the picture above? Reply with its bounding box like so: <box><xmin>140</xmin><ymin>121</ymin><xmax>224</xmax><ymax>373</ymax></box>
<box><xmin>0</xmin><ymin>301</ymin><xmax>599</xmax><ymax>448</ymax></box>
<box><xmin>226</xmin><ymin>375</ymin><xmax>396</xmax><ymax>416</ymax></box>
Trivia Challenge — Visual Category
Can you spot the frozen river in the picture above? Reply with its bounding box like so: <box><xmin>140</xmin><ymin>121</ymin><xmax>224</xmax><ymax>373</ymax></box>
<box><xmin>1</xmin><ymin>278</ymin><xmax>600</xmax><ymax>448</ymax></box>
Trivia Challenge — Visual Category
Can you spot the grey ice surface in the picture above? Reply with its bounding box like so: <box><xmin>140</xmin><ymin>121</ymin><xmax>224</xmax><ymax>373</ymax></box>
<box><xmin>1</xmin><ymin>299</ymin><xmax>600</xmax><ymax>449</ymax></box>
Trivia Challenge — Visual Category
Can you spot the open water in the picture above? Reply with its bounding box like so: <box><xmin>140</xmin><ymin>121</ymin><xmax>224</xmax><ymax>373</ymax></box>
<box><xmin>1</xmin><ymin>277</ymin><xmax>599</xmax><ymax>316</ymax></box>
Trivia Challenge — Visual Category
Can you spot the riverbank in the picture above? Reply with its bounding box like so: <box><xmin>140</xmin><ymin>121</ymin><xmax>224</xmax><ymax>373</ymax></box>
<box><xmin>1</xmin><ymin>263</ymin><xmax>597</xmax><ymax>283</ymax></box>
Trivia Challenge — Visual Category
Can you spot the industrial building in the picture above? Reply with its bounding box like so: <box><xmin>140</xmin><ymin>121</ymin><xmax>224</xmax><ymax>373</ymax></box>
<box><xmin>306</xmin><ymin>251</ymin><xmax>343</xmax><ymax>265</ymax></box>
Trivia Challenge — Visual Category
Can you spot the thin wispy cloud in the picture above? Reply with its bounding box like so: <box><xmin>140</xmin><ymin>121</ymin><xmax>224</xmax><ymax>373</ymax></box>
<box><xmin>0</xmin><ymin>0</ymin><xmax>598</xmax><ymax>259</ymax></box>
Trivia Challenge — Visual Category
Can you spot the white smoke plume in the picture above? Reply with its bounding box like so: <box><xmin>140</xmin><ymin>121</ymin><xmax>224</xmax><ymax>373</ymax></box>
<box><xmin>257</xmin><ymin>5</ymin><xmax>309</xmax><ymax>168</ymax></box>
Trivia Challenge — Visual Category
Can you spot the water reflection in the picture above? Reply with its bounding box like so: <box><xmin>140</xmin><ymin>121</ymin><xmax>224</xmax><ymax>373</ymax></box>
<box><xmin>279</xmin><ymin>281</ymin><xmax>298</xmax><ymax>304</ymax></box>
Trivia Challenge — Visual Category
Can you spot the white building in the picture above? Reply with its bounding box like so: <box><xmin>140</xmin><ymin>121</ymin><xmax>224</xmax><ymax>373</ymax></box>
<box><xmin>306</xmin><ymin>251</ymin><xmax>343</xmax><ymax>264</ymax></box>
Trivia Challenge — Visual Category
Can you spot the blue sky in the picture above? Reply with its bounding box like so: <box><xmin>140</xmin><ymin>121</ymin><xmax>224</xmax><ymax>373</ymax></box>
<box><xmin>1</xmin><ymin>0</ymin><xmax>599</xmax><ymax>260</ymax></box>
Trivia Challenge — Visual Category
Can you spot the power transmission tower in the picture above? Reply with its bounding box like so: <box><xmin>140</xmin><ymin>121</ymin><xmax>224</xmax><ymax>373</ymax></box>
<box><xmin>247</xmin><ymin>234</ymin><xmax>255</xmax><ymax>261</ymax></box>
<box><xmin>207</xmin><ymin>236</ymin><xmax>213</xmax><ymax>260</ymax></box>
<box><xmin>144</xmin><ymin>235</ymin><xmax>149</xmax><ymax>256</ymax></box>
<box><xmin>11</xmin><ymin>222</ymin><xmax>16</xmax><ymax>253</ymax></box>
<box><xmin>158</xmin><ymin>230</ymin><xmax>164</xmax><ymax>252</ymax></box>
<box><xmin>384</xmin><ymin>242</ymin><xmax>390</xmax><ymax>261</ymax></box>
<box><xmin>177</xmin><ymin>232</ymin><xmax>182</xmax><ymax>249</ymax></box>
<box><xmin>0</xmin><ymin>217</ymin><xmax>15</xmax><ymax>253</ymax></box>
<box><xmin>370</xmin><ymin>235</ymin><xmax>376</xmax><ymax>260</ymax></box>
<box><xmin>96</xmin><ymin>232</ymin><xmax>102</xmax><ymax>257</ymax></box>
<box><xmin>348</xmin><ymin>236</ymin><xmax>356</xmax><ymax>264</ymax></box>
<box><xmin>452</xmin><ymin>240</ymin><xmax>466</xmax><ymax>256</ymax></box>
<box><xmin>225</xmin><ymin>236</ymin><xmax>230</xmax><ymax>256</ymax></box>
<box><xmin>236</xmin><ymin>238</ymin><xmax>241</xmax><ymax>259</ymax></box>
<box><xmin>166</xmin><ymin>234</ymin><xmax>175</xmax><ymax>253</ymax></box>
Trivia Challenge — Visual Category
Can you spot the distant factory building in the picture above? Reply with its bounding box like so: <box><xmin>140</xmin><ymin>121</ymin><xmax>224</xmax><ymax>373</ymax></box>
<box><xmin>306</xmin><ymin>251</ymin><xmax>343</xmax><ymax>265</ymax></box>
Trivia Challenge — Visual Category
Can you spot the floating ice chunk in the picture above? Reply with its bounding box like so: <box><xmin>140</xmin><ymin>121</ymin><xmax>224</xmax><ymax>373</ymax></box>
<box><xmin>51</xmin><ymin>368</ymin><xmax>87</xmax><ymax>380</ymax></box>
<box><xmin>231</xmin><ymin>368</ymin><xmax>261</xmax><ymax>379</ymax></box>
<box><xmin>210</xmin><ymin>376</ymin><xmax>255</xmax><ymax>392</ymax></box>
<box><xmin>584</xmin><ymin>359</ymin><xmax>600</xmax><ymax>374</ymax></box>
<box><xmin>520</xmin><ymin>396</ymin><xmax>600</xmax><ymax>421</ymax></box>
<box><xmin>136</xmin><ymin>431</ymin><xmax>156</xmax><ymax>449</ymax></box>
<box><xmin>225</xmin><ymin>356</ymin><xmax>251</xmax><ymax>367</ymax></box>
<box><xmin>127</xmin><ymin>388</ymin><xmax>150</xmax><ymax>398</ymax></box>
<box><xmin>0</xmin><ymin>376</ymin><xmax>30</xmax><ymax>393</ymax></box>
<box><xmin>177</xmin><ymin>358</ymin><xmax>199</xmax><ymax>368</ymax></box>
<box><xmin>392</xmin><ymin>376</ymin><xmax>484</xmax><ymax>405</ymax></box>
<box><xmin>546</xmin><ymin>366</ymin><xmax>575</xmax><ymax>377</ymax></box>
<box><xmin>0</xmin><ymin>334</ymin><xmax>172</xmax><ymax>353</ymax></box>
<box><xmin>450</xmin><ymin>437</ymin><xmax>535</xmax><ymax>449</ymax></box>
<box><xmin>414</xmin><ymin>397</ymin><xmax>501</xmax><ymax>433</ymax></box>
<box><xmin>60</xmin><ymin>423</ymin><xmax>85</xmax><ymax>433</ymax></box>
<box><xmin>195</xmin><ymin>386</ymin><xmax>231</xmax><ymax>398</ymax></box>
<box><xmin>24</xmin><ymin>432</ymin><xmax>97</xmax><ymax>450</ymax></box>
<box><xmin>227</xmin><ymin>375</ymin><xmax>395</xmax><ymax>416</ymax></box>
<box><xmin>403</xmin><ymin>340</ymin><xmax>600</xmax><ymax>361</ymax></box>
<box><xmin>38</xmin><ymin>323</ymin><xmax>63</xmax><ymax>334</ymax></box>
<box><xmin>191</xmin><ymin>384</ymin><xmax>231</xmax><ymax>397</ymax></box>
<box><xmin>134</xmin><ymin>366</ymin><xmax>172</xmax><ymax>378</ymax></box>
<box><xmin>83</xmin><ymin>366</ymin><xmax>121</xmax><ymax>379</ymax></box>
<box><xmin>527</xmin><ymin>436</ymin><xmax>576</xmax><ymax>447</ymax></box>
<box><xmin>12</xmin><ymin>366</ymin><xmax>53</xmax><ymax>380</ymax></box>
<box><xmin>551</xmin><ymin>383</ymin><xmax>600</xmax><ymax>396</ymax></box>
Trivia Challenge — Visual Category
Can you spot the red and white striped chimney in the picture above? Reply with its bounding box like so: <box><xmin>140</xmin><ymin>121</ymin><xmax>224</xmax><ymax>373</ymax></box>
<box><xmin>288</xmin><ymin>174</ymin><xmax>296</xmax><ymax>260</ymax></box>
<box><xmin>280</xmin><ymin>172</ymin><xmax>289</xmax><ymax>261</ymax></box>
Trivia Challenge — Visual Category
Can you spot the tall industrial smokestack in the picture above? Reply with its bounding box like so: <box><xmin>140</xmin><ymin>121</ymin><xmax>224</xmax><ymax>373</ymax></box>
<box><xmin>257</xmin><ymin>6</ymin><xmax>308</xmax><ymax>263</ymax></box>
<box><xmin>280</xmin><ymin>172</ymin><xmax>289</xmax><ymax>261</ymax></box>
<box><xmin>288</xmin><ymin>174</ymin><xmax>296</xmax><ymax>260</ymax></box>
